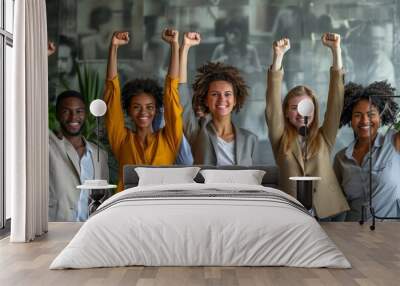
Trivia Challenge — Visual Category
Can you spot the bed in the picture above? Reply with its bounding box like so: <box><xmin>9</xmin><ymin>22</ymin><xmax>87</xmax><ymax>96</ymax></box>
<box><xmin>50</xmin><ymin>165</ymin><xmax>350</xmax><ymax>269</ymax></box>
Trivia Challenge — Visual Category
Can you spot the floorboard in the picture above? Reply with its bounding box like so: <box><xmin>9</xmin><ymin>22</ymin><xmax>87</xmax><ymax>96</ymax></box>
<box><xmin>0</xmin><ymin>222</ymin><xmax>399</xmax><ymax>286</ymax></box>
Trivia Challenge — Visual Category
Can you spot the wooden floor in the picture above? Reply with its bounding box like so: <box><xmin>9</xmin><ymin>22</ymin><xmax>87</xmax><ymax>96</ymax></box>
<box><xmin>1</xmin><ymin>222</ymin><xmax>399</xmax><ymax>286</ymax></box>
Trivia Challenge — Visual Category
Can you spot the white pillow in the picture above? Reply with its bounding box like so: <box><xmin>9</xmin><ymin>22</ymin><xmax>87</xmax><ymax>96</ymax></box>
<box><xmin>135</xmin><ymin>167</ymin><xmax>201</xmax><ymax>186</ymax></box>
<box><xmin>200</xmin><ymin>169</ymin><xmax>266</xmax><ymax>185</ymax></box>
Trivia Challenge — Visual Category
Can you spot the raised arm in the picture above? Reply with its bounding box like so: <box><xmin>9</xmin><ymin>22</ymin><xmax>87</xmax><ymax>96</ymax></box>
<box><xmin>271</xmin><ymin>38</ymin><xmax>290</xmax><ymax>71</ymax></box>
<box><xmin>179</xmin><ymin>32</ymin><xmax>201</xmax><ymax>84</ymax></box>
<box><xmin>322</xmin><ymin>32</ymin><xmax>343</xmax><ymax>71</ymax></box>
<box><xmin>160</xmin><ymin>28</ymin><xmax>184</xmax><ymax>152</ymax></box>
<box><xmin>48</xmin><ymin>41</ymin><xmax>56</xmax><ymax>56</ymax></box>
<box><xmin>265</xmin><ymin>38</ymin><xmax>290</xmax><ymax>151</ymax></box>
<box><xmin>162</xmin><ymin>28</ymin><xmax>180</xmax><ymax>79</ymax></box>
<box><xmin>179</xmin><ymin>32</ymin><xmax>202</xmax><ymax>142</ymax></box>
<box><xmin>106</xmin><ymin>32</ymin><xmax>129</xmax><ymax>80</ymax></box>
<box><xmin>320</xmin><ymin>32</ymin><xmax>345</xmax><ymax>149</ymax></box>
<box><xmin>104</xmin><ymin>32</ymin><xmax>130</xmax><ymax>156</ymax></box>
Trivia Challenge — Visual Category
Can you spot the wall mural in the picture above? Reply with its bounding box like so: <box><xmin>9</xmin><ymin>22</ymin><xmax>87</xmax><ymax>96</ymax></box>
<box><xmin>46</xmin><ymin>0</ymin><xmax>400</xmax><ymax>221</ymax></box>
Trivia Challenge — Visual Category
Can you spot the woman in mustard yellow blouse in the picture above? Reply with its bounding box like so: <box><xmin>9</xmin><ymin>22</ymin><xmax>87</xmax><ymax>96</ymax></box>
<box><xmin>104</xmin><ymin>29</ymin><xmax>182</xmax><ymax>192</ymax></box>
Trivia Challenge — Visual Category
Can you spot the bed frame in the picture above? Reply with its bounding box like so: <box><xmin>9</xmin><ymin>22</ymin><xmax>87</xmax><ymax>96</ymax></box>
<box><xmin>123</xmin><ymin>165</ymin><xmax>279</xmax><ymax>190</ymax></box>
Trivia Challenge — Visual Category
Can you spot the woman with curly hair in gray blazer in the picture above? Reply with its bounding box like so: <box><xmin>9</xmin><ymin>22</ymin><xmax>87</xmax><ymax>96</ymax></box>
<box><xmin>179</xmin><ymin>32</ymin><xmax>258</xmax><ymax>165</ymax></box>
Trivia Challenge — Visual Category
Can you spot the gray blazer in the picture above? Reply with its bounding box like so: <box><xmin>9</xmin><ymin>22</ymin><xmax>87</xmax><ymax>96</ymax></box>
<box><xmin>49</xmin><ymin>131</ymin><xmax>109</xmax><ymax>221</ymax></box>
<box><xmin>179</xmin><ymin>84</ymin><xmax>258</xmax><ymax>165</ymax></box>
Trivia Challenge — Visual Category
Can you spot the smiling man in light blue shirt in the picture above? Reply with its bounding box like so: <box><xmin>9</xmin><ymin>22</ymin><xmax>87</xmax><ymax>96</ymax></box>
<box><xmin>49</xmin><ymin>90</ymin><xmax>109</xmax><ymax>222</ymax></box>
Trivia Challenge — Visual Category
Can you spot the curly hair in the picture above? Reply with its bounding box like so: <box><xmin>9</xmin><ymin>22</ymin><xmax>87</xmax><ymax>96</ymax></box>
<box><xmin>192</xmin><ymin>62</ymin><xmax>249</xmax><ymax>114</ymax></box>
<box><xmin>121</xmin><ymin>79</ymin><xmax>163</xmax><ymax>112</ymax></box>
<box><xmin>340</xmin><ymin>81</ymin><xmax>398</xmax><ymax>128</ymax></box>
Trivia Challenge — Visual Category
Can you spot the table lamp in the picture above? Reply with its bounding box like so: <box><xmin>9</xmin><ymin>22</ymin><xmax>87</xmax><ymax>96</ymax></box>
<box><xmin>77</xmin><ymin>99</ymin><xmax>116</xmax><ymax>215</ymax></box>
<box><xmin>290</xmin><ymin>98</ymin><xmax>320</xmax><ymax>211</ymax></box>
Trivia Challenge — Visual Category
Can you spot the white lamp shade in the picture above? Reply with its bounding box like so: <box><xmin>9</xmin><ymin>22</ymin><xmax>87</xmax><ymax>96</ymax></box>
<box><xmin>90</xmin><ymin>99</ymin><xmax>107</xmax><ymax>117</ymax></box>
<box><xmin>297</xmin><ymin>98</ymin><xmax>314</xmax><ymax>117</ymax></box>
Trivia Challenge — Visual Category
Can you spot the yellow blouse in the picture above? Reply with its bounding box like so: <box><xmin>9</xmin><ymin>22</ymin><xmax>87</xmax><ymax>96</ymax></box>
<box><xmin>104</xmin><ymin>75</ymin><xmax>183</xmax><ymax>192</ymax></box>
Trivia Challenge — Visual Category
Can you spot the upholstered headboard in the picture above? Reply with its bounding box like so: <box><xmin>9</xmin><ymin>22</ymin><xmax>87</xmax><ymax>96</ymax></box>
<box><xmin>123</xmin><ymin>165</ymin><xmax>279</xmax><ymax>190</ymax></box>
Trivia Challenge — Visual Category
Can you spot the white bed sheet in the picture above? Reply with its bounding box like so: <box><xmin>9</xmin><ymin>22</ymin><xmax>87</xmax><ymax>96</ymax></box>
<box><xmin>50</xmin><ymin>183</ymin><xmax>351</xmax><ymax>269</ymax></box>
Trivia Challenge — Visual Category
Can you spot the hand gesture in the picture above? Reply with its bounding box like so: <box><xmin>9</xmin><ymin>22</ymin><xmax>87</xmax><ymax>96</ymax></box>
<box><xmin>273</xmin><ymin>38</ymin><xmax>290</xmax><ymax>57</ymax></box>
<box><xmin>111</xmin><ymin>32</ymin><xmax>130</xmax><ymax>47</ymax></box>
<box><xmin>162</xmin><ymin>28</ymin><xmax>179</xmax><ymax>44</ymax></box>
<box><xmin>48</xmin><ymin>41</ymin><xmax>56</xmax><ymax>56</ymax></box>
<box><xmin>183</xmin><ymin>32</ymin><xmax>201</xmax><ymax>47</ymax></box>
<box><xmin>321</xmin><ymin>32</ymin><xmax>340</xmax><ymax>50</ymax></box>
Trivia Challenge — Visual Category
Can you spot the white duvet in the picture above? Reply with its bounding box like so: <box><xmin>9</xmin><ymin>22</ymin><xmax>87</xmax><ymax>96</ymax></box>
<box><xmin>50</xmin><ymin>183</ymin><xmax>351</xmax><ymax>269</ymax></box>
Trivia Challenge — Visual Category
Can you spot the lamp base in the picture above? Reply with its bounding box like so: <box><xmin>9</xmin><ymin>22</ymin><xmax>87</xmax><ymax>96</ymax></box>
<box><xmin>289</xmin><ymin>176</ymin><xmax>321</xmax><ymax>211</ymax></box>
<box><xmin>296</xmin><ymin>180</ymin><xmax>313</xmax><ymax>210</ymax></box>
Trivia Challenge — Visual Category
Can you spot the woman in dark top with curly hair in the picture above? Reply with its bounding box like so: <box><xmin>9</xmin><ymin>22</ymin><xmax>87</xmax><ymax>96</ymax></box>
<box><xmin>334</xmin><ymin>81</ymin><xmax>400</xmax><ymax>221</ymax></box>
<box><xmin>179</xmin><ymin>32</ymin><xmax>258</xmax><ymax>165</ymax></box>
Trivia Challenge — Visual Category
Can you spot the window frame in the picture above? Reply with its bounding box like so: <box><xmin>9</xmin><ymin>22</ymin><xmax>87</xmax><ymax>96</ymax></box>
<box><xmin>0</xmin><ymin>0</ymin><xmax>13</xmax><ymax>231</ymax></box>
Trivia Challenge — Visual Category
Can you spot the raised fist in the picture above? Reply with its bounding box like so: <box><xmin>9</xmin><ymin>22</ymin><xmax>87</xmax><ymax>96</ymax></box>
<box><xmin>48</xmin><ymin>41</ymin><xmax>56</xmax><ymax>56</ymax></box>
<box><xmin>321</xmin><ymin>32</ymin><xmax>340</xmax><ymax>49</ymax></box>
<box><xmin>111</xmin><ymin>32</ymin><xmax>130</xmax><ymax>47</ymax></box>
<box><xmin>273</xmin><ymin>38</ymin><xmax>290</xmax><ymax>57</ymax></box>
<box><xmin>183</xmin><ymin>32</ymin><xmax>201</xmax><ymax>47</ymax></box>
<box><xmin>162</xmin><ymin>28</ymin><xmax>179</xmax><ymax>44</ymax></box>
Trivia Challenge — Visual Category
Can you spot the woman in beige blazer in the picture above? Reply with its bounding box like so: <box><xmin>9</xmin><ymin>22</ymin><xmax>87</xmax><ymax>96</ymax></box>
<box><xmin>265</xmin><ymin>33</ymin><xmax>349</xmax><ymax>219</ymax></box>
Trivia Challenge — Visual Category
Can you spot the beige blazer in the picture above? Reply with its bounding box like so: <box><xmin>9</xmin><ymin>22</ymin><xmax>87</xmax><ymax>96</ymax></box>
<box><xmin>265</xmin><ymin>68</ymin><xmax>349</xmax><ymax>218</ymax></box>
<box><xmin>49</xmin><ymin>131</ymin><xmax>109</xmax><ymax>221</ymax></box>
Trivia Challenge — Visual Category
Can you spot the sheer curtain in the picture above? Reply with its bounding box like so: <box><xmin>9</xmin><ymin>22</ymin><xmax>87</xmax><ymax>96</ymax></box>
<box><xmin>7</xmin><ymin>0</ymin><xmax>48</xmax><ymax>242</ymax></box>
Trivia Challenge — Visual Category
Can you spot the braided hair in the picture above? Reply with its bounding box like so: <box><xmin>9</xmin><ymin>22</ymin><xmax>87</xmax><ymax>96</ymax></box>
<box><xmin>340</xmin><ymin>81</ymin><xmax>398</xmax><ymax>128</ymax></box>
<box><xmin>192</xmin><ymin>62</ymin><xmax>249</xmax><ymax>114</ymax></box>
